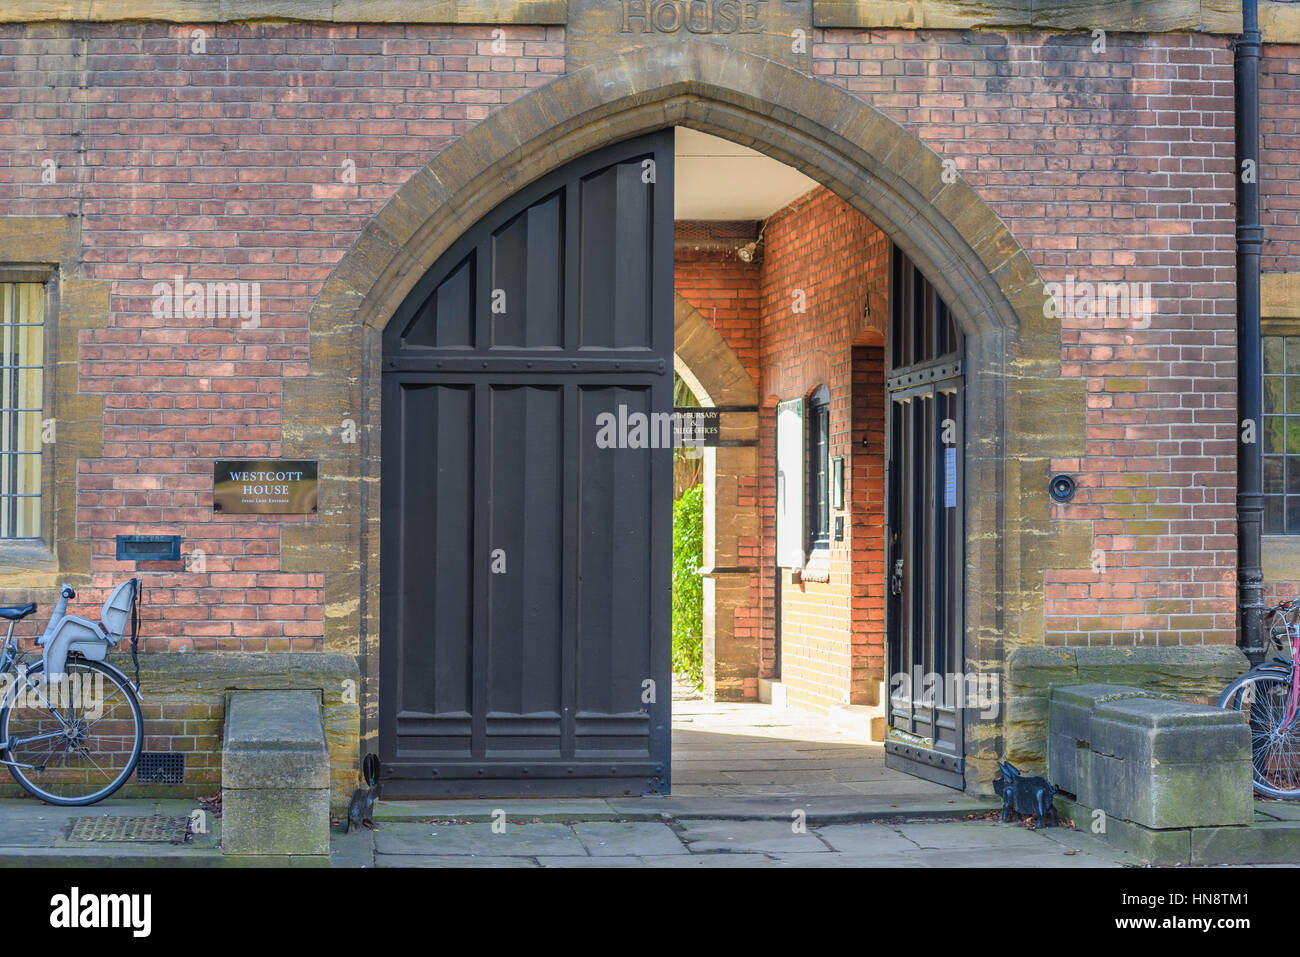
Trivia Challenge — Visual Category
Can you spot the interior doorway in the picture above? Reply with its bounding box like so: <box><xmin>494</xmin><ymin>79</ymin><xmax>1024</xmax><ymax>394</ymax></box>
<box><xmin>670</xmin><ymin>129</ymin><xmax>965</xmax><ymax>791</ymax></box>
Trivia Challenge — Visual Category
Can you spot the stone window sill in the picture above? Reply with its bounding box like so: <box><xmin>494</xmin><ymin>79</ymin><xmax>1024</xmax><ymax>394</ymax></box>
<box><xmin>800</xmin><ymin>550</ymin><xmax>832</xmax><ymax>583</ymax></box>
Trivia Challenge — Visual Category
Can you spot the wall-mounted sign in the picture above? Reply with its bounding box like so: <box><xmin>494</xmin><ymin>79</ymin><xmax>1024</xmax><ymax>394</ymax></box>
<box><xmin>214</xmin><ymin>460</ymin><xmax>318</xmax><ymax>514</ymax></box>
<box><xmin>944</xmin><ymin>447</ymin><xmax>957</xmax><ymax>509</ymax></box>
<box><xmin>673</xmin><ymin>408</ymin><xmax>722</xmax><ymax>447</ymax></box>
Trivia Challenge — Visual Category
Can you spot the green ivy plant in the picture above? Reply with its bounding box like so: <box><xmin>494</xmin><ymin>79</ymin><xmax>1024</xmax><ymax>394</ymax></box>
<box><xmin>672</xmin><ymin>483</ymin><xmax>704</xmax><ymax>691</ymax></box>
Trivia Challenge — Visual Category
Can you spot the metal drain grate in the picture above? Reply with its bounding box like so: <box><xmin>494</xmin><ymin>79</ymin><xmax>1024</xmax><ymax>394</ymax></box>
<box><xmin>68</xmin><ymin>815</ymin><xmax>190</xmax><ymax>843</ymax></box>
<box><xmin>135</xmin><ymin>752</ymin><xmax>184</xmax><ymax>784</ymax></box>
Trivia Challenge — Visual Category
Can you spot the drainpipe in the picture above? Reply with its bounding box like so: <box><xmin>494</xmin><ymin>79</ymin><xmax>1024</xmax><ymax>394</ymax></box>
<box><xmin>1236</xmin><ymin>0</ymin><xmax>1265</xmax><ymax>665</ymax></box>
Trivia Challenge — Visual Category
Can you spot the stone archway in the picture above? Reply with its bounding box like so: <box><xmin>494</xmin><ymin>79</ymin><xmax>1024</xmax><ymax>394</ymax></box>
<box><xmin>282</xmin><ymin>39</ymin><xmax>1091</xmax><ymax>787</ymax></box>
<box><xmin>673</xmin><ymin>293</ymin><xmax>761</xmax><ymax>701</ymax></box>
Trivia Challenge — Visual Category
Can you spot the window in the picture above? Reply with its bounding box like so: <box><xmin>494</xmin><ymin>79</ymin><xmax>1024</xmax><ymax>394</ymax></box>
<box><xmin>807</xmin><ymin>386</ymin><xmax>830</xmax><ymax>552</ymax></box>
<box><xmin>1263</xmin><ymin>335</ymin><xmax>1300</xmax><ymax>534</ymax></box>
<box><xmin>0</xmin><ymin>283</ymin><xmax>44</xmax><ymax>540</ymax></box>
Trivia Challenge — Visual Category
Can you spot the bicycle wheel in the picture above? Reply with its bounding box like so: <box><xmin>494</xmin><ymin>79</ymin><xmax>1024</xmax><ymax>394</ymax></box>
<box><xmin>0</xmin><ymin>657</ymin><xmax>143</xmax><ymax>806</ymax></box>
<box><xmin>1268</xmin><ymin>612</ymin><xmax>1293</xmax><ymax>654</ymax></box>
<box><xmin>1218</xmin><ymin>668</ymin><xmax>1300</xmax><ymax>799</ymax></box>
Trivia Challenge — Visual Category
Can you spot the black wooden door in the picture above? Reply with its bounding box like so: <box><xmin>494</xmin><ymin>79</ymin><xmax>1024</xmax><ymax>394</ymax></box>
<box><xmin>884</xmin><ymin>247</ymin><xmax>966</xmax><ymax>789</ymax></box>
<box><xmin>380</xmin><ymin>132</ymin><xmax>675</xmax><ymax>796</ymax></box>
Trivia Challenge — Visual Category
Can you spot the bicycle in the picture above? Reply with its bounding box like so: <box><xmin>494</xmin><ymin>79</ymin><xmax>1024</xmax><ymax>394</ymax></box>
<box><xmin>0</xmin><ymin>579</ymin><xmax>144</xmax><ymax>805</ymax></box>
<box><xmin>1218</xmin><ymin>598</ymin><xmax>1300</xmax><ymax>799</ymax></box>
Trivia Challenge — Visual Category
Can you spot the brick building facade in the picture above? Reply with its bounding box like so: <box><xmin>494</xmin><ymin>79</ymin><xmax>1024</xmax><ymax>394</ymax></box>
<box><xmin>0</xmin><ymin>0</ymin><xmax>1296</xmax><ymax>799</ymax></box>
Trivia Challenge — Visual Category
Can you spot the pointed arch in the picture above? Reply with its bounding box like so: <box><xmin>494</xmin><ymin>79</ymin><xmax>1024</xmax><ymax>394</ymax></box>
<box><xmin>282</xmin><ymin>40</ymin><xmax>1091</xmax><ymax>787</ymax></box>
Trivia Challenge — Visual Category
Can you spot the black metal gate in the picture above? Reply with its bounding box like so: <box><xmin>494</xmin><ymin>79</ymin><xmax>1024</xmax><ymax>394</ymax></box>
<box><xmin>885</xmin><ymin>247</ymin><xmax>966</xmax><ymax>789</ymax></box>
<box><xmin>379</xmin><ymin>132</ymin><xmax>675</xmax><ymax>796</ymax></box>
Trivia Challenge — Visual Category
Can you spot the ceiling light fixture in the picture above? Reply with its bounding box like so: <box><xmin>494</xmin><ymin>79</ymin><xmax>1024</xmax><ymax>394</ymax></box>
<box><xmin>736</xmin><ymin>223</ymin><xmax>767</xmax><ymax>263</ymax></box>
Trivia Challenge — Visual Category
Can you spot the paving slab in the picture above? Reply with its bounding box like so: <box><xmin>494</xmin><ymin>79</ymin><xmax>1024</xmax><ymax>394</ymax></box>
<box><xmin>330</xmin><ymin>829</ymin><xmax>376</xmax><ymax>868</ymax></box>
<box><xmin>538</xmin><ymin>856</ymin><xmax>648</xmax><ymax>867</ymax></box>
<box><xmin>671</xmin><ymin>783</ymin><xmax>866</xmax><ymax>797</ymax></box>
<box><xmin>374</xmin><ymin>799</ymin><xmax>616</xmax><ymax>823</ymax></box>
<box><xmin>377</xmin><ymin>855</ymin><xmax>540</xmax><ymax>868</ymax></box>
<box><xmin>815</xmin><ymin>822</ymin><xmax>929</xmax><ymax>855</ymax></box>
<box><xmin>1254</xmin><ymin>800</ymin><xmax>1300</xmax><ymax>822</ymax></box>
<box><xmin>607</xmin><ymin>794</ymin><xmax>998</xmax><ymax>823</ymax></box>
<box><xmin>1034</xmin><ymin>824</ymin><xmax>1143</xmax><ymax>865</ymax></box>
<box><xmin>573</xmin><ymin>821</ymin><xmax>687</xmax><ymax>856</ymax></box>
<box><xmin>765</xmin><ymin>851</ymin><xmax>924</xmax><ymax>867</ymax></box>
<box><xmin>893</xmin><ymin>820</ymin><xmax>1049</xmax><ymax>850</ymax></box>
<box><xmin>677</xmin><ymin>819</ymin><xmax>831</xmax><ymax>854</ymax></box>
<box><xmin>638</xmin><ymin>852</ymin><xmax>776</xmax><ymax>867</ymax></box>
<box><xmin>906</xmin><ymin>846</ymin><xmax>1118</xmax><ymax>867</ymax></box>
<box><xmin>374</xmin><ymin>821</ymin><xmax>588</xmax><ymax>857</ymax></box>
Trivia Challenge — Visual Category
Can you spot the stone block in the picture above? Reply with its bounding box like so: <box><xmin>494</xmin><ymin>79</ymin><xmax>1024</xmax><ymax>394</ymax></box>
<box><xmin>1073</xmin><ymin>645</ymin><xmax>1247</xmax><ymax>699</ymax></box>
<box><xmin>1085</xmin><ymin>697</ymin><xmax>1252</xmax><ymax>830</ymax></box>
<box><xmin>222</xmin><ymin>690</ymin><xmax>331</xmax><ymax>856</ymax></box>
<box><xmin>222</xmin><ymin>788</ymin><xmax>331</xmax><ymax>857</ymax></box>
<box><xmin>1191</xmin><ymin>820</ymin><xmax>1300</xmax><ymax>865</ymax></box>
<box><xmin>1050</xmin><ymin>683</ymin><xmax>1164</xmax><ymax>742</ymax></box>
<box><xmin>1047</xmin><ymin>731</ymin><xmax>1083</xmax><ymax>795</ymax></box>
<box><xmin>1054</xmin><ymin>795</ymin><xmax>1192</xmax><ymax>866</ymax></box>
<box><xmin>222</xmin><ymin>690</ymin><xmax>331</xmax><ymax>790</ymax></box>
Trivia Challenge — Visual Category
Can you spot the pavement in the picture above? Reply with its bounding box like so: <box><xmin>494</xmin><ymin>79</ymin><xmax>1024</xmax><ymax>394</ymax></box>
<box><xmin>0</xmin><ymin>693</ymin><xmax>1150</xmax><ymax>867</ymax></box>
<box><xmin>0</xmin><ymin>692</ymin><xmax>1295</xmax><ymax>867</ymax></box>
<box><xmin>0</xmin><ymin>792</ymin><xmax>1145</xmax><ymax>867</ymax></box>
<box><xmin>330</xmin><ymin>808</ymin><xmax>1139</xmax><ymax>868</ymax></box>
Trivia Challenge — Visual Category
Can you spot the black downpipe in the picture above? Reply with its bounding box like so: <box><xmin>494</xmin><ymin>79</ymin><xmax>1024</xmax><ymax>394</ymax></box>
<box><xmin>1236</xmin><ymin>0</ymin><xmax>1265</xmax><ymax>664</ymax></box>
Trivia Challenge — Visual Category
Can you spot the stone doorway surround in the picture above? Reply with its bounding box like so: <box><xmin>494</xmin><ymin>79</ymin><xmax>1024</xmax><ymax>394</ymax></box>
<box><xmin>283</xmin><ymin>40</ymin><xmax>1091</xmax><ymax>790</ymax></box>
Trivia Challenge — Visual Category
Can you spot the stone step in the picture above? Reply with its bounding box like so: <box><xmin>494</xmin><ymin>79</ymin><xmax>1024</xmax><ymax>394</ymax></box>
<box><xmin>1055</xmin><ymin>795</ymin><xmax>1300</xmax><ymax>865</ymax></box>
<box><xmin>222</xmin><ymin>689</ymin><xmax>331</xmax><ymax>856</ymax></box>
<box><xmin>372</xmin><ymin>794</ymin><xmax>1000</xmax><ymax>826</ymax></box>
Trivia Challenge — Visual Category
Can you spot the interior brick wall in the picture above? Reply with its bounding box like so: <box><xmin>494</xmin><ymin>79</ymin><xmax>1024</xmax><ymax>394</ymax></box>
<box><xmin>756</xmin><ymin>187</ymin><xmax>889</xmax><ymax>713</ymax></box>
<box><xmin>673</xmin><ymin>250</ymin><xmax>762</xmax><ymax>386</ymax></box>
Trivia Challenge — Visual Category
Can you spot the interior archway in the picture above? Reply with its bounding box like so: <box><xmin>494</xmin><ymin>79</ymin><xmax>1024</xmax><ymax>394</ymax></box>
<box><xmin>673</xmin><ymin>293</ymin><xmax>760</xmax><ymax>701</ymax></box>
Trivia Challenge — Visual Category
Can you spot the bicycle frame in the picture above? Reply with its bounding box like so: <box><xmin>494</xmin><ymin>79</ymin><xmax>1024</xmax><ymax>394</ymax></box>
<box><xmin>0</xmin><ymin>616</ymin><xmax>141</xmax><ymax>770</ymax></box>
<box><xmin>0</xmin><ymin>617</ymin><xmax>65</xmax><ymax>769</ymax></box>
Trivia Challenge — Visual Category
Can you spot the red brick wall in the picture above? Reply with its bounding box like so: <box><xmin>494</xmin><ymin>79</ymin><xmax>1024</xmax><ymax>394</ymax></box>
<box><xmin>0</xmin><ymin>22</ymin><xmax>562</xmax><ymax>647</ymax></box>
<box><xmin>0</xmin><ymin>20</ymin><xmax>1288</xmax><ymax>681</ymax></box>
<box><xmin>674</xmin><ymin>250</ymin><xmax>762</xmax><ymax>387</ymax></box>
<box><xmin>815</xmin><ymin>28</ymin><xmax>1240</xmax><ymax>647</ymax></box>
<box><xmin>757</xmin><ymin>187</ymin><xmax>889</xmax><ymax>712</ymax></box>
<box><xmin>851</xmin><ymin>346</ymin><xmax>887</xmax><ymax>704</ymax></box>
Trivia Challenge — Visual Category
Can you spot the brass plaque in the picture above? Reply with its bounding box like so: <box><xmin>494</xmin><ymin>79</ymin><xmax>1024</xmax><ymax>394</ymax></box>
<box><xmin>213</xmin><ymin>460</ymin><xmax>318</xmax><ymax>514</ymax></box>
<box><xmin>566</xmin><ymin>0</ymin><xmax>812</xmax><ymax>71</ymax></box>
